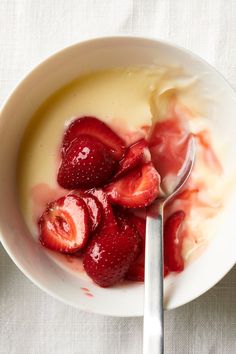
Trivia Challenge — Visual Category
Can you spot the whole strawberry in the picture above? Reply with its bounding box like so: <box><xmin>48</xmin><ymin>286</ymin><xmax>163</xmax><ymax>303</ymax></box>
<box><xmin>83</xmin><ymin>218</ymin><xmax>140</xmax><ymax>287</ymax></box>
<box><xmin>57</xmin><ymin>134</ymin><xmax>117</xmax><ymax>189</ymax></box>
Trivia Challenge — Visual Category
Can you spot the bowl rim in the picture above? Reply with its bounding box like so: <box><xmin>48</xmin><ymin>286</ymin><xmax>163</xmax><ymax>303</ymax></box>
<box><xmin>0</xmin><ymin>35</ymin><xmax>236</xmax><ymax>317</ymax></box>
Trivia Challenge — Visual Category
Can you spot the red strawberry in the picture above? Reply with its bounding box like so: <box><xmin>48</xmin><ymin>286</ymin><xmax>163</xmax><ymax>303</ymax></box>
<box><xmin>38</xmin><ymin>194</ymin><xmax>89</xmax><ymax>253</ymax></box>
<box><xmin>125</xmin><ymin>214</ymin><xmax>146</xmax><ymax>282</ymax></box>
<box><xmin>85</xmin><ymin>189</ymin><xmax>117</xmax><ymax>228</ymax></box>
<box><xmin>81</xmin><ymin>194</ymin><xmax>102</xmax><ymax>232</ymax></box>
<box><xmin>164</xmin><ymin>210</ymin><xmax>185</xmax><ymax>272</ymax></box>
<box><xmin>105</xmin><ymin>162</ymin><xmax>160</xmax><ymax>208</ymax></box>
<box><xmin>83</xmin><ymin>217</ymin><xmax>140</xmax><ymax>287</ymax></box>
<box><xmin>114</xmin><ymin>139</ymin><xmax>151</xmax><ymax>179</ymax></box>
<box><xmin>62</xmin><ymin>116</ymin><xmax>126</xmax><ymax>160</ymax></box>
<box><xmin>57</xmin><ymin>135</ymin><xmax>117</xmax><ymax>189</ymax></box>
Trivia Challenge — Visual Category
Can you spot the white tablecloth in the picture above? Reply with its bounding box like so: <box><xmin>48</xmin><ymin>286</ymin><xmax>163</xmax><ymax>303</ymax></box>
<box><xmin>0</xmin><ymin>1</ymin><xmax>236</xmax><ymax>353</ymax></box>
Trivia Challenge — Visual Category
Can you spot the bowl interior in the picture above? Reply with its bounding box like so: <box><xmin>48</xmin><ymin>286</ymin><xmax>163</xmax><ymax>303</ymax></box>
<box><xmin>0</xmin><ymin>37</ymin><xmax>236</xmax><ymax>316</ymax></box>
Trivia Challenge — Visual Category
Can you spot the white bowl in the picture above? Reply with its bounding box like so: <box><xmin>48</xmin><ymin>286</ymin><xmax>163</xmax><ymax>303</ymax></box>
<box><xmin>0</xmin><ymin>37</ymin><xmax>236</xmax><ymax>317</ymax></box>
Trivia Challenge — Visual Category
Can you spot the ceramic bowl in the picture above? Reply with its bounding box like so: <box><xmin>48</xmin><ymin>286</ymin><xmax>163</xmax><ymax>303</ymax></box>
<box><xmin>0</xmin><ymin>37</ymin><xmax>236</xmax><ymax>316</ymax></box>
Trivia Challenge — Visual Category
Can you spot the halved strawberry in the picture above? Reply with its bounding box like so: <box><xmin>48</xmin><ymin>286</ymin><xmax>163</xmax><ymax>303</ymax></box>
<box><xmin>114</xmin><ymin>139</ymin><xmax>151</xmax><ymax>179</ymax></box>
<box><xmin>62</xmin><ymin>116</ymin><xmax>126</xmax><ymax>160</ymax></box>
<box><xmin>105</xmin><ymin>162</ymin><xmax>160</xmax><ymax>208</ymax></box>
<box><xmin>164</xmin><ymin>210</ymin><xmax>185</xmax><ymax>272</ymax></box>
<box><xmin>57</xmin><ymin>134</ymin><xmax>117</xmax><ymax>189</ymax></box>
<box><xmin>83</xmin><ymin>216</ymin><xmax>140</xmax><ymax>287</ymax></box>
<box><xmin>38</xmin><ymin>194</ymin><xmax>89</xmax><ymax>253</ymax></box>
<box><xmin>81</xmin><ymin>194</ymin><xmax>102</xmax><ymax>232</ymax></box>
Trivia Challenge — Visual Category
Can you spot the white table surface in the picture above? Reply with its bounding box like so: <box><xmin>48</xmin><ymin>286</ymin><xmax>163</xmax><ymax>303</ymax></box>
<box><xmin>0</xmin><ymin>1</ymin><xmax>236</xmax><ymax>353</ymax></box>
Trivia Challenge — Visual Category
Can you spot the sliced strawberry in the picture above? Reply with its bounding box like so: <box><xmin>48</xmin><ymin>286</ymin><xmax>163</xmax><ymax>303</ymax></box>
<box><xmin>125</xmin><ymin>214</ymin><xmax>146</xmax><ymax>282</ymax></box>
<box><xmin>38</xmin><ymin>194</ymin><xmax>89</xmax><ymax>253</ymax></box>
<box><xmin>105</xmin><ymin>162</ymin><xmax>160</xmax><ymax>208</ymax></box>
<box><xmin>85</xmin><ymin>189</ymin><xmax>117</xmax><ymax>228</ymax></box>
<box><xmin>164</xmin><ymin>210</ymin><xmax>185</xmax><ymax>272</ymax></box>
<box><xmin>83</xmin><ymin>216</ymin><xmax>140</xmax><ymax>287</ymax></box>
<box><xmin>81</xmin><ymin>194</ymin><xmax>102</xmax><ymax>232</ymax></box>
<box><xmin>62</xmin><ymin>116</ymin><xmax>126</xmax><ymax>160</ymax></box>
<box><xmin>148</xmin><ymin>118</ymin><xmax>190</xmax><ymax>182</ymax></box>
<box><xmin>57</xmin><ymin>134</ymin><xmax>117</xmax><ymax>189</ymax></box>
<box><xmin>114</xmin><ymin>139</ymin><xmax>151</xmax><ymax>179</ymax></box>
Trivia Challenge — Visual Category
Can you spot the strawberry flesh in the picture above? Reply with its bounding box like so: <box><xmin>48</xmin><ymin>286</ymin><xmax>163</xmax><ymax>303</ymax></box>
<box><xmin>105</xmin><ymin>162</ymin><xmax>160</xmax><ymax>208</ymax></box>
<box><xmin>57</xmin><ymin>134</ymin><xmax>117</xmax><ymax>189</ymax></box>
<box><xmin>62</xmin><ymin>116</ymin><xmax>126</xmax><ymax>160</ymax></box>
<box><xmin>114</xmin><ymin>139</ymin><xmax>151</xmax><ymax>180</ymax></box>
<box><xmin>38</xmin><ymin>194</ymin><xmax>89</xmax><ymax>253</ymax></box>
<box><xmin>164</xmin><ymin>210</ymin><xmax>186</xmax><ymax>272</ymax></box>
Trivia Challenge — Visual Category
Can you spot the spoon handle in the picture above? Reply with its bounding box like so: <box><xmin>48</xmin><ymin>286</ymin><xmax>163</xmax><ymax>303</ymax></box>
<box><xmin>143</xmin><ymin>206</ymin><xmax>164</xmax><ymax>354</ymax></box>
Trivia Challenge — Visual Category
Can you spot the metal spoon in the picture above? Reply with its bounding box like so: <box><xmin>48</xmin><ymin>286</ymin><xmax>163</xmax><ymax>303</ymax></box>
<box><xmin>143</xmin><ymin>136</ymin><xmax>196</xmax><ymax>354</ymax></box>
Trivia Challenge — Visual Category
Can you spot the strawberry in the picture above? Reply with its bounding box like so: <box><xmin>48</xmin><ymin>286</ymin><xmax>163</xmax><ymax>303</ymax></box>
<box><xmin>81</xmin><ymin>194</ymin><xmax>102</xmax><ymax>232</ymax></box>
<box><xmin>85</xmin><ymin>189</ymin><xmax>117</xmax><ymax>228</ymax></box>
<box><xmin>62</xmin><ymin>116</ymin><xmax>126</xmax><ymax>160</ymax></box>
<box><xmin>114</xmin><ymin>139</ymin><xmax>151</xmax><ymax>179</ymax></box>
<box><xmin>164</xmin><ymin>210</ymin><xmax>185</xmax><ymax>272</ymax></box>
<box><xmin>105</xmin><ymin>162</ymin><xmax>160</xmax><ymax>208</ymax></box>
<box><xmin>125</xmin><ymin>214</ymin><xmax>146</xmax><ymax>282</ymax></box>
<box><xmin>38</xmin><ymin>194</ymin><xmax>89</xmax><ymax>253</ymax></box>
<box><xmin>57</xmin><ymin>135</ymin><xmax>117</xmax><ymax>189</ymax></box>
<box><xmin>83</xmin><ymin>217</ymin><xmax>140</xmax><ymax>287</ymax></box>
